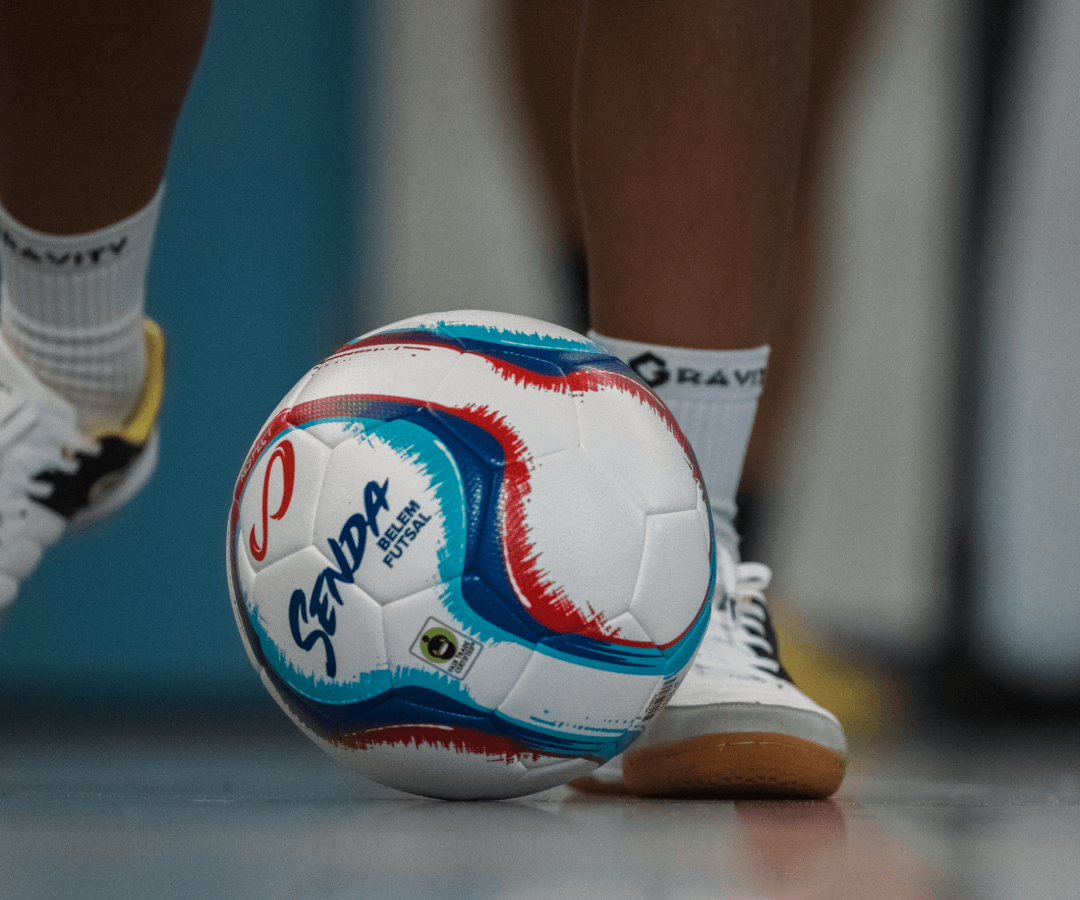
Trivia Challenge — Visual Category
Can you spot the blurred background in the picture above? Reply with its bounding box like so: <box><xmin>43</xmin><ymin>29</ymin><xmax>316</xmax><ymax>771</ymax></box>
<box><xmin>1</xmin><ymin>0</ymin><xmax>1078</xmax><ymax>743</ymax></box>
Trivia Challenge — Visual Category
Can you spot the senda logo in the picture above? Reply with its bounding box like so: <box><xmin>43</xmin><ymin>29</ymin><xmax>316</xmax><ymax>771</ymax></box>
<box><xmin>249</xmin><ymin>439</ymin><xmax>295</xmax><ymax>562</ymax></box>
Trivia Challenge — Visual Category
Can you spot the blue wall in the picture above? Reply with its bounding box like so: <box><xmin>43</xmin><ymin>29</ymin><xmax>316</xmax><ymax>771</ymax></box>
<box><xmin>0</xmin><ymin>1</ymin><xmax>370</xmax><ymax>703</ymax></box>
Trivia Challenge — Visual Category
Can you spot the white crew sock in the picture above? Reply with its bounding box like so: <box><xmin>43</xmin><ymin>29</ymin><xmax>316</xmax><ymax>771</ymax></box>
<box><xmin>588</xmin><ymin>331</ymin><xmax>768</xmax><ymax>561</ymax></box>
<box><xmin>0</xmin><ymin>187</ymin><xmax>162</xmax><ymax>432</ymax></box>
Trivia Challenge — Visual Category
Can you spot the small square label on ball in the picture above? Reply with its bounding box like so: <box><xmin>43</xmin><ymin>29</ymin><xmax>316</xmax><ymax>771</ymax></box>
<box><xmin>409</xmin><ymin>617</ymin><xmax>481</xmax><ymax>680</ymax></box>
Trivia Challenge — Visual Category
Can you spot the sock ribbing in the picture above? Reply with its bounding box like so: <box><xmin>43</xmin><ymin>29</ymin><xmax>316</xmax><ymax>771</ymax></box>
<box><xmin>0</xmin><ymin>188</ymin><xmax>161</xmax><ymax>431</ymax></box>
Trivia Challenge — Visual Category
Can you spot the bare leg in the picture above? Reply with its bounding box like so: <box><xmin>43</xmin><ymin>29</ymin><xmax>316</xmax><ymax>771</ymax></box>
<box><xmin>0</xmin><ymin>0</ymin><xmax>211</xmax><ymax>233</ymax></box>
<box><xmin>503</xmin><ymin>0</ymin><xmax>585</xmax><ymax>255</ymax></box>
<box><xmin>576</xmin><ymin>0</ymin><xmax>811</xmax><ymax>351</ymax></box>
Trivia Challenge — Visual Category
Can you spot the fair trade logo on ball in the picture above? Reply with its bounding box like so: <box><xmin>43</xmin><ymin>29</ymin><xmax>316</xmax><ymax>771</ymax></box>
<box><xmin>410</xmin><ymin>618</ymin><xmax>481</xmax><ymax>680</ymax></box>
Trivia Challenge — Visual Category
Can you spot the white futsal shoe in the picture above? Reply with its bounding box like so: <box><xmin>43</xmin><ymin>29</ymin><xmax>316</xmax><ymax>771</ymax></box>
<box><xmin>0</xmin><ymin>320</ymin><xmax>163</xmax><ymax>614</ymax></box>
<box><xmin>573</xmin><ymin>547</ymin><xmax>847</xmax><ymax>798</ymax></box>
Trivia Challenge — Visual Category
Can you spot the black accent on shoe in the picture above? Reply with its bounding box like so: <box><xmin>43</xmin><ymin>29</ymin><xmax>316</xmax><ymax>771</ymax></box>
<box><xmin>32</xmin><ymin>436</ymin><xmax>143</xmax><ymax>519</ymax></box>
<box><xmin>752</xmin><ymin>598</ymin><xmax>795</xmax><ymax>685</ymax></box>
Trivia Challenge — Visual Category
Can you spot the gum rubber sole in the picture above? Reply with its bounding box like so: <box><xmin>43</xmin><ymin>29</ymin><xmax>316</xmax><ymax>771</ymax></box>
<box><xmin>568</xmin><ymin>772</ymin><xmax>634</xmax><ymax>797</ymax></box>
<box><xmin>621</xmin><ymin>731</ymin><xmax>847</xmax><ymax>799</ymax></box>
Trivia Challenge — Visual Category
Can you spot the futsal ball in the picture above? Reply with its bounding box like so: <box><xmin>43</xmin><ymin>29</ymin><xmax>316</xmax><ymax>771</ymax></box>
<box><xmin>226</xmin><ymin>310</ymin><xmax>714</xmax><ymax>799</ymax></box>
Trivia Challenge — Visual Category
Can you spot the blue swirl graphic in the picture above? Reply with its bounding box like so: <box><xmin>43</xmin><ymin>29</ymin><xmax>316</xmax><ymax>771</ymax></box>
<box><xmin>267</xmin><ymin>665</ymin><xmax>632</xmax><ymax>761</ymax></box>
<box><xmin>352</xmin><ymin>326</ymin><xmax>636</xmax><ymax>382</ymax></box>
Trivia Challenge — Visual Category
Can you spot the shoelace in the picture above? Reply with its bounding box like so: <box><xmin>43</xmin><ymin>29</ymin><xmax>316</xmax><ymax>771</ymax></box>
<box><xmin>693</xmin><ymin>550</ymin><xmax>791</xmax><ymax>680</ymax></box>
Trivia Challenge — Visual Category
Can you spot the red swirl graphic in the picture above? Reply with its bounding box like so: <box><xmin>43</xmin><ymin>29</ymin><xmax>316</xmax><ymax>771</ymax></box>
<box><xmin>249</xmin><ymin>439</ymin><xmax>296</xmax><ymax>562</ymax></box>
<box><xmin>337</xmin><ymin>723</ymin><xmax>546</xmax><ymax>762</ymax></box>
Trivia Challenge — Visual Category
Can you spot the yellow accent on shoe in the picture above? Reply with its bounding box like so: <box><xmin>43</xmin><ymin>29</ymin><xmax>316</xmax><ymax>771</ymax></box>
<box><xmin>89</xmin><ymin>318</ymin><xmax>164</xmax><ymax>444</ymax></box>
<box><xmin>771</xmin><ymin>601</ymin><xmax>906</xmax><ymax>755</ymax></box>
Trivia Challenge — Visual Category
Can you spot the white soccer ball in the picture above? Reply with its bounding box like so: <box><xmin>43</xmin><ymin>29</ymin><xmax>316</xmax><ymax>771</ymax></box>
<box><xmin>226</xmin><ymin>310</ymin><xmax>714</xmax><ymax>799</ymax></box>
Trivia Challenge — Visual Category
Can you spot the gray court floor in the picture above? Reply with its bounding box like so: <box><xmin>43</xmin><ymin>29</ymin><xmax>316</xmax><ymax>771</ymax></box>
<box><xmin>3</xmin><ymin>699</ymin><xmax>1078</xmax><ymax>900</ymax></box>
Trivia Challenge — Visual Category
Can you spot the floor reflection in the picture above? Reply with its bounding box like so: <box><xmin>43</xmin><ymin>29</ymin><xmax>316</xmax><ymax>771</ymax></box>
<box><xmin>729</xmin><ymin>800</ymin><xmax>957</xmax><ymax>899</ymax></box>
<box><xmin>4</xmin><ymin>714</ymin><xmax>1078</xmax><ymax>899</ymax></box>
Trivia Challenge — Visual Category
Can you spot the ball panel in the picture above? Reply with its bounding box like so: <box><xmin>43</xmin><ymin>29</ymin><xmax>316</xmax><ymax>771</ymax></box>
<box><xmin>518</xmin><ymin>448</ymin><xmax>645</xmax><ymax>630</ymax></box>
<box><xmin>660</xmin><ymin>599</ymin><xmax>712</xmax><ymax>674</ymax></box>
<box><xmin>603</xmin><ymin>612</ymin><xmax>654</xmax><ymax>644</ymax></box>
<box><xmin>299</xmin><ymin>339</ymin><xmax>461</xmax><ymax>408</ymax></box>
<box><xmin>630</xmin><ymin>509</ymin><xmax>713</xmax><ymax>648</ymax></box>
<box><xmin>573</xmin><ymin>374</ymin><xmax>703</xmax><ymax>515</ymax></box>
<box><xmin>296</xmin><ymin>420</ymin><xmax>361</xmax><ymax>450</ymax></box>
<box><xmin>429</xmin><ymin>352</ymin><xmax>580</xmax><ymax>462</ymax></box>
<box><xmin>497</xmin><ymin>651</ymin><xmax>663</xmax><ymax>760</ymax></box>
